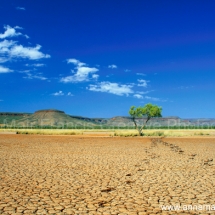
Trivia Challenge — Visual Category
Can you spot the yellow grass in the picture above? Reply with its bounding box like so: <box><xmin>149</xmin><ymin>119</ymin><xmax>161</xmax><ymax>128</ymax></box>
<box><xmin>113</xmin><ymin>129</ymin><xmax>215</xmax><ymax>137</ymax></box>
<box><xmin>0</xmin><ymin>128</ymin><xmax>215</xmax><ymax>136</ymax></box>
<box><xmin>0</xmin><ymin>128</ymin><xmax>82</xmax><ymax>135</ymax></box>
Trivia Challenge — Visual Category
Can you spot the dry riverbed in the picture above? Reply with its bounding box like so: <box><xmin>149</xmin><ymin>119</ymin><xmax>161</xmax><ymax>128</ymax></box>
<box><xmin>0</xmin><ymin>135</ymin><xmax>215</xmax><ymax>215</ymax></box>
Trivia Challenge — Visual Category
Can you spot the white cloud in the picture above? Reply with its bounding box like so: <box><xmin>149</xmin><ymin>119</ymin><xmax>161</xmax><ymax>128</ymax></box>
<box><xmin>136</xmin><ymin>73</ymin><xmax>146</xmax><ymax>76</ymax></box>
<box><xmin>0</xmin><ymin>26</ymin><xmax>49</xmax><ymax>79</ymax></box>
<box><xmin>108</xmin><ymin>64</ymin><xmax>117</xmax><ymax>69</ymax></box>
<box><xmin>51</xmin><ymin>91</ymin><xmax>74</xmax><ymax>96</ymax></box>
<box><xmin>124</xmin><ymin>69</ymin><xmax>131</xmax><ymax>72</ymax></box>
<box><xmin>14</xmin><ymin>26</ymin><xmax>23</xmax><ymax>29</ymax></box>
<box><xmin>0</xmin><ymin>26</ymin><xmax>49</xmax><ymax>61</ymax></box>
<box><xmin>9</xmin><ymin>44</ymin><xmax>50</xmax><ymax>60</ymax></box>
<box><xmin>0</xmin><ymin>65</ymin><xmax>13</xmax><ymax>73</ymax></box>
<box><xmin>88</xmin><ymin>81</ymin><xmax>133</xmax><ymax>96</ymax></box>
<box><xmin>52</xmin><ymin>91</ymin><xmax>64</xmax><ymax>96</ymax></box>
<box><xmin>0</xmin><ymin>39</ymin><xmax>16</xmax><ymax>53</ymax></box>
<box><xmin>61</xmin><ymin>58</ymin><xmax>99</xmax><ymax>83</ymax></box>
<box><xmin>67</xmin><ymin>92</ymin><xmax>73</xmax><ymax>96</ymax></box>
<box><xmin>92</xmin><ymin>74</ymin><xmax>99</xmax><ymax>80</ymax></box>
<box><xmin>137</xmin><ymin>79</ymin><xmax>149</xmax><ymax>87</ymax></box>
<box><xmin>16</xmin><ymin>7</ymin><xmax>25</xmax><ymax>10</ymax></box>
<box><xmin>0</xmin><ymin>25</ymin><xmax>28</xmax><ymax>39</ymax></box>
<box><xmin>67</xmin><ymin>58</ymin><xmax>86</xmax><ymax>67</ymax></box>
<box><xmin>133</xmin><ymin>94</ymin><xmax>143</xmax><ymax>99</ymax></box>
<box><xmin>60</xmin><ymin>76</ymin><xmax>73</xmax><ymax>83</ymax></box>
<box><xmin>61</xmin><ymin>67</ymin><xmax>98</xmax><ymax>83</ymax></box>
<box><xmin>0</xmin><ymin>40</ymin><xmax>50</xmax><ymax>61</ymax></box>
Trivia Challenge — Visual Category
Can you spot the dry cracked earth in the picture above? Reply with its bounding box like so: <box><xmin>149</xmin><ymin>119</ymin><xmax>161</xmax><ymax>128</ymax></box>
<box><xmin>0</xmin><ymin>135</ymin><xmax>215</xmax><ymax>215</ymax></box>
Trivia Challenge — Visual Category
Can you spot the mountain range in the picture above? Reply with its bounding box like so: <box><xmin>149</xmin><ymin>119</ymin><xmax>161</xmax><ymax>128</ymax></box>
<box><xmin>0</xmin><ymin>109</ymin><xmax>215</xmax><ymax>128</ymax></box>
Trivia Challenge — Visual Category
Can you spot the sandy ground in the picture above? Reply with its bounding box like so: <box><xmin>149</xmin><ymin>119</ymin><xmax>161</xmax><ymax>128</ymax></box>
<box><xmin>0</xmin><ymin>135</ymin><xmax>215</xmax><ymax>215</ymax></box>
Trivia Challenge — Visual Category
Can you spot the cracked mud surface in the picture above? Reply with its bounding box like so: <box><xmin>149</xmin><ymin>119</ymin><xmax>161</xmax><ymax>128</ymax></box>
<box><xmin>0</xmin><ymin>135</ymin><xmax>215</xmax><ymax>215</ymax></box>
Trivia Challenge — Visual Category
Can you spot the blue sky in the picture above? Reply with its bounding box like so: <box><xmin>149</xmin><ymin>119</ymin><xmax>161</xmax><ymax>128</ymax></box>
<box><xmin>0</xmin><ymin>0</ymin><xmax>215</xmax><ymax>118</ymax></box>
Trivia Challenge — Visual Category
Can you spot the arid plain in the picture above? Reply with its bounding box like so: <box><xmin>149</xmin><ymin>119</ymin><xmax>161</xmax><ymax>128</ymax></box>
<box><xmin>0</xmin><ymin>135</ymin><xmax>215</xmax><ymax>215</ymax></box>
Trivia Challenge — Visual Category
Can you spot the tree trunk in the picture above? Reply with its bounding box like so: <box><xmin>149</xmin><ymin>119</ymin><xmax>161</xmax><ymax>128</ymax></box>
<box><xmin>132</xmin><ymin>117</ymin><xmax>150</xmax><ymax>136</ymax></box>
<box><xmin>139</xmin><ymin>117</ymin><xmax>150</xmax><ymax>134</ymax></box>
<box><xmin>132</xmin><ymin>117</ymin><xmax>143</xmax><ymax>136</ymax></box>
<box><xmin>138</xmin><ymin>129</ymin><xmax>142</xmax><ymax>136</ymax></box>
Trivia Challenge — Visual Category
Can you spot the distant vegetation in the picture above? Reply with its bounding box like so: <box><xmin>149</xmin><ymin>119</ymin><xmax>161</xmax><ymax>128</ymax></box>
<box><xmin>1</xmin><ymin>125</ymin><xmax>215</xmax><ymax>129</ymax></box>
<box><xmin>0</xmin><ymin>128</ymin><xmax>214</xmax><ymax>137</ymax></box>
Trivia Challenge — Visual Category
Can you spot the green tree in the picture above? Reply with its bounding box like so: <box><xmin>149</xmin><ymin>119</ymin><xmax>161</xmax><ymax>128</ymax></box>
<box><xmin>129</xmin><ymin>103</ymin><xmax>162</xmax><ymax>136</ymax></box>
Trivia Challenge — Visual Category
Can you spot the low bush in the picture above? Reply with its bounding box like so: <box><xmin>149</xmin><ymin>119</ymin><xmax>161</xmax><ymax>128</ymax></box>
<box><xmin>146</xmin><ymin>131</ymin><xmax>165</xmax><ymax>137</ymax></box>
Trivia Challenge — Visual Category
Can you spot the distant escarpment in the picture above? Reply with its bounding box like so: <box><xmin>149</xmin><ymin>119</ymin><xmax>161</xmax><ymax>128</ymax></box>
<box><xmin>35</xmin><ymin>109</ymin><xmax>65</xmax><ymax>114</ymax></box>
<box><xmin>0</xmin><ymin>112</ymin><xmax>32</xmax><ymax>125</ymax></box>
<box><xmin>0</xmin><ymin>112</ymin><xmax>31</xmax><ymax>116</ymax></box>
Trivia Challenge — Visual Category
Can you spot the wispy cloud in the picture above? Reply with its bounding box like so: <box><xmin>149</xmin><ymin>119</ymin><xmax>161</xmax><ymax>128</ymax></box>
<box><xmin>51</xmin><ymin>91</ymin><xmax>73</xmax><ymax>96</ymax></box>
<box><xmin>52</xmin><ymin>91</ymin><xmax>64</xmax><ymax>96</ymax></box>
<box><xmin>16</xmin><ymin>7</ymin><xmax>25</xmax><ymax>10</ymax></box>
<box><xmin>88</xmin><ymin>81</ymin><xmax>133</xmax><ymax>96</ymax></box>
<box><xmin>23</xmin><ymin>71</ymin><xmax>47</xmax><ymax>80</ymax></box>
<box><xmin>67</xmin><ymin>92</ymin><xmax>73</xmax><ymax>96</ymax></box>
<box><xmin>137</xmin><ymin>79</ymin><xmax>149</xmax><ymax>87</ymax></box>
<box><xmin>136</xmin><ymin>90</ymin><xmax>152</xmax><ymax>94</ymax></box>
<box><xmin>136</xmin><ymin>73</ymin><xmax>146</xmax><ymax>76</ymax></box>
<box><xmin>134</xmin><ymin>94</ymin><xmax>167</xmax><ymax>102</ymax></box>
<box><xmin>0</xmin><ymin>65</ymin><xmax>13</xmax><ymax>73</ymax></box>
<box><xmin>124</xmin><ymin>69</ymin><xmax>131</xmax><ymax>72</ymax></box>
<box><xmin>178</xmin><ymin>85</ymin><xmax>194</xmax><ymax>90</ymax></box>
<box><xmin>133</xmin><ymin>94</ymin><xmax>143</xmax><ymax>99</ymax></box>
<box><xmin>61</xmin><ymin>58</ymin><xmax>99</xmax><ymax>83</ymax></box>
<box><xmin>0</xmin><ymin>100</ymin><xmax>3</xmax><ymax>102</ymax></box>
<box><xmin>19</xmin><ymin>70</ymin><xmax>30</xmax><ymax>73</ymax></box>
<box><xmin>145</xmin><ymin>96</ymin><xmax>167</xmax><ymax>102</ymax></box>
<box><xmin>0</xmin><ymin>39</ymin><xmax>16</xmax><ymax>51</ymax></box>
<box><xmin>108</xmin><ymin>64</ymin><xmax>117</xmax><ymax>69</ymax></box>
<box><xmin>0</xmin><ymin>57</ymin><xmax>9</xmax><ymax>63</ymax></box>
<box><xmin>0</xmin><ymin>25</ymin><xmax>50</xmax><ymax>82</ymax></box>
<box><xmin>25</xmin><ymin>63</ymin><xmax>45</xmax><ymax>67</ymax></box>
<box><xmin>0</xmin><ymin>25</ymin><xmax>28</xmax><ymax>39</ymax></box>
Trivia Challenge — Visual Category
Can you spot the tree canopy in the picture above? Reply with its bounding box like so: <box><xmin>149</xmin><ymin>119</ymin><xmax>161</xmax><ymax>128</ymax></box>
<box><xmin>129</xmin><ymin>103</ymin><xmax>162</xmax><ymax>136</ymax></box>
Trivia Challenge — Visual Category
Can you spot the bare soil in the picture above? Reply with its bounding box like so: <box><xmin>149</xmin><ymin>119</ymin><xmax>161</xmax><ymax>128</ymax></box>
<box><xmin>0</xmin><ymin>135</ymin><xmax>215</xmax><ymax>215</ymax></box>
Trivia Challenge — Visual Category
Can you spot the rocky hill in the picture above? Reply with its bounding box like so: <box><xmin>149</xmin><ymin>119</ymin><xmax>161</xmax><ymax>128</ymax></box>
<box><xmin>6</xmin><ymin>109</ymin><xmax>99</xmax><ymax>128</ymax></box>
